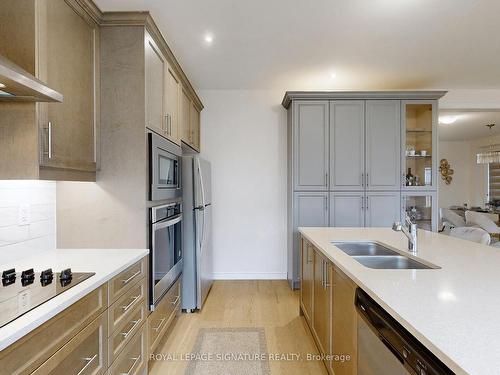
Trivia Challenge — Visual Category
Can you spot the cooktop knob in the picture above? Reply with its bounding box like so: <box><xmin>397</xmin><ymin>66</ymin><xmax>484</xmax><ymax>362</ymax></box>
<box><xmin>21</xmin><ymin>268</ymin><xmax>35</xmax><ymax>280</ymax></box>
<box><xmin>2</xmin><ymin>268</ymin><xmax>16</xmax><ymax>280</ymax></box>
<box><xmin>40</xmin><ymin>268</ymin><xmax>54</xmax><ymax>281</ymax></box>
<box><xmin>60</xmin><ymin>268</ymin><xmax>72</xmax><ymax>281</ymax></box>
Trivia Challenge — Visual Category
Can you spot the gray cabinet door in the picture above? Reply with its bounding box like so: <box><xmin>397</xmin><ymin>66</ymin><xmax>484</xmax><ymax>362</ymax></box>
<box><xmin>366</xmin><ymin>101</ymin><xmax>401</xmax><ymax>190</ymax></box>
<box><xmin>330</xmin><ymin>101</ymin><xmax>365</xmax><ymax>191</ymax></box>
<box><xmin>365</xmin><ymin>192</ymin><xmax>401</xmax><ymax>227</ymax></box>
<box><xmin>293</xmin><ymin>101</ymin><xmax>329</xmax><ymax>191</ymax></box>
<box><xmin>329</xmin><ymin>192</ymin><xmax>364</xmax><ymax>227</ymax></box>
<box><xmin>291</xmin><ymin>192</ymin><xmax>329</xmax><ymax>288</ymax></box>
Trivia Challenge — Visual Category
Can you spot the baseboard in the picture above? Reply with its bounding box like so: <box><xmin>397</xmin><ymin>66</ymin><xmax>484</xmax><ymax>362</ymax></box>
<box><xmin>212</xmin><ymin>272</ymin><xmax>287</xmax><ymax>280</ymax></box>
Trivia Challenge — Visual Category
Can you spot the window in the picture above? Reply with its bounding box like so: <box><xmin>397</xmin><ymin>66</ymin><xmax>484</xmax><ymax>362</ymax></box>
<box><xmin>489</xmin><ymin>163</ymin><xmax>500</xmax><ymax>201</ymax></box>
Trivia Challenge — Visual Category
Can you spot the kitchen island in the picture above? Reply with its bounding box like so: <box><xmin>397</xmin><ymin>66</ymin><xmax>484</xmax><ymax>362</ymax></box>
<box><xmin>299</xmin><ymin>227</ymin><xmax>500</xmax><ymax>375</ymax></box>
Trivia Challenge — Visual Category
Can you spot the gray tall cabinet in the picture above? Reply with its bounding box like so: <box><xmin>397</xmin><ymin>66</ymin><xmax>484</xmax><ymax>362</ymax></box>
<box><xmin>284</xmin><ymin>91</ymin><xmax>447</xmax><ymax>289</ymax></box>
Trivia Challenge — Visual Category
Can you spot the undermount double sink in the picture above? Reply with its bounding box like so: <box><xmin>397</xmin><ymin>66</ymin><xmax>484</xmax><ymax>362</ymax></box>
<box><xmin>333</xmin><ymin>242</ymin><xmax>439</xmax><ymax>270</ymax></box>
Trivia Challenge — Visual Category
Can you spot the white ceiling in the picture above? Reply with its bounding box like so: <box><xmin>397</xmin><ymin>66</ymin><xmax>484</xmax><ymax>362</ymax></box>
<box><xmin>439</xmin><ymin>111</ymin><xmax>500</xmax><ymax>141</ymax></box>
<box><xmin>96</xmin><ymin>0</ymin><xmax>500</xmax><ymax>90</ymax></box>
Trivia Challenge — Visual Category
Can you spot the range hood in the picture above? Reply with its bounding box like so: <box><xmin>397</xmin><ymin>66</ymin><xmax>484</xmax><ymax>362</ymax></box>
<box><xmin>0</xmin><ymin>54</ymin><xmax>63</xmax><ymax>102</ymax></box>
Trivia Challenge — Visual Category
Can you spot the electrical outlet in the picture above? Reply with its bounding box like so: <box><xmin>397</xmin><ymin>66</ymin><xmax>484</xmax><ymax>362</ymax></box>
<box><xmin>18</xmin><ymin>204</ymin><xmax>31</xmax><ymax>226</ymax></box>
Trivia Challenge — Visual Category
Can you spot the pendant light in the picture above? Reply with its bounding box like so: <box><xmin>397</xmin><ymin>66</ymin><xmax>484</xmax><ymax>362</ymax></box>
<box><xmin>477</xmin><ymin>124</ymin><xmax>500</xmax><ymax>164</ymax></box>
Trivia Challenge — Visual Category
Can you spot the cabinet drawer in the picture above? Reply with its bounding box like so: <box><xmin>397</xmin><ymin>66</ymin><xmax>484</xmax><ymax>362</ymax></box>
<box><xmin>0</xmin><ymin>284</ymin><xmax>107</xmax><ymax>375</ymax></box>
<box><xmin>31</xmin><ymin>312</ymin><xmax>108</xmax><ymax>375</ymax></box>
<box><xmin>108</xmin><ymin>299</ymin><xmax>148</xmax><ymax>364</ymax></box>
<box><xmin>108</xmin><ymin>277</ymin><xmax>147</xmax><ymax>334</ymax></box>
<box><xmin>108</xmin><ymin>323</ymin><xmax>147</xmax><ymax>375</ymax></box>
<box><xmin>148</xmin><ymin>278</ymin><xmax>181</xmax><ymax>353</ymax></box>
<box><xmin>108</xmin><ymin>258</ymin><xmax>148</xmax><ymax>305</ymax></box>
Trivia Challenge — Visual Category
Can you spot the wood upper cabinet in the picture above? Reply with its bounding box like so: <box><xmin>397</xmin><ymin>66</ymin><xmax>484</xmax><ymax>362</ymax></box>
<box><xmin>145</xmin><ymin>33</ymin><xmax>181</xmax><ymax>145</ymax></box>
<box><xmin>313</xmin><ymin>250</ymin><xmax>331</xmax><ymax>356</ymax></box>
<box><xmin>180</xmin><ymin>87</ymin><xmax>191</xmax><ymax>143</ymax></box>
<box><xmin>37</xmin><ymin>0</ymin><xmax>99</xmax><ymax>173</ymax></box>
<box><xmin>180</xmin><ymin>86</ymin><xmax>201</xmax><ymax>152</ymax></box>
<box><xmin>293</xmin><ymin>101</ymin><xmax>329</xmax><ymax>191</ymax></box>
<box><xmin>165</xmin><ymin>63</ymin><xmax>180</xmax><ymax>144</ymax></box>
<box><xmin>365</xmin><ymin>101</ymin><xmax>401</xmax><ymax>191</ymax></box>
<box><xmin>0</xmin><ymin>0</ymin><xmax>99</xmax><ymax>180</ymax></box>
<box><xmin>300</xmin><ymin>239</ymin><xmax>314</xmax><ymax>324</ymax></box>
<box><xmin>190</xmin><ymin>101</ymin><xmax>201</xmax><ymax>151</ymax></box>
<box><xmin>145</xmin><ymin>35</ymin><xmax>166</xmax><ymax>137</ymax></box>
<box><xmin>332</xmin><ymin>267</ymin><xmax>357</xmax><ymax>375</ymax></box>
<box><xmin>329</xmin><ymin>101</ymin><xmax>365</xmax><ymax>191</ymax></box>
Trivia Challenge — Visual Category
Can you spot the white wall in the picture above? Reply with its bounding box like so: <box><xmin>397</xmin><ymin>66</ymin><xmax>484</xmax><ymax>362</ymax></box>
<box><xmin>438</xmin><ymin>141</ymin><xmax>473</xmax><ymax>208</ymax></box>
<box><xmin>198</xmin><ymin>90</ymin><xmax>287</xmax><ymax>279</ymax></box>
<box><xmin>0</xmin><ymin>181</ymin><xmax>56</xmax><ymax>263</ymax></box>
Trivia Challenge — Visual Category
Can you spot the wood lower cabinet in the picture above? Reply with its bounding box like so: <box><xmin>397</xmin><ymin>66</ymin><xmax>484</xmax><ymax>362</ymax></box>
<box><xmin>0</xmin><ymin>256</ymin><xmax>152</xmax><ymax>375</ymax></box>
<box><xmin>300</xmin><ymin>238</ymin><xmax>314</xmax><ymax>323</ymax></box>
<box><xmin>148</xmin><ymin>277</ymin><xmax>181</xmax><ymax>354</ymax></box>
<box><xmin>332</xmin><ymin>266</ymin><xmax>358</xmax><ymax>375</ymax></box>
<box><xmin>108</xmin><ymin>324</ymin><xmax>148</xmax><ymax>375</ymax></box>
<box><xmin>0</xmin><ymin>285</ymin><xmax>107</xmax><ymax>375</ymax></box>
<box><xmin>31</xmin><ymin>313</ymin><xmax>108</xmax><ymax>375</ymax></box>
<box><xmin>313</xmin><ymin>251</ymin><xmax>332</xmax><ymax>357</ymax></box>
<box><xmin>300</xmin><ymin>238</ymin><xmax>357</xmax><ymax>375</ymax></box>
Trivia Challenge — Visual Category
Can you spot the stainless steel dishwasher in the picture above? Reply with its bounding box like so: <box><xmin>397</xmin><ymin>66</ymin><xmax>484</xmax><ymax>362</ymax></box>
<box><xmin>355</xmin><ymin>288</ymin><xmax>455</xmax><ymax>375</ymax></box>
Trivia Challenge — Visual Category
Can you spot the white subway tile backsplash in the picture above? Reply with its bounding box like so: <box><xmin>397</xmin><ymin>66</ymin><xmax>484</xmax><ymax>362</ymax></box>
<box><xmin>0</xmin><ymin>181</ymin><xmax>56</xmax><ymax>256</ymax></box>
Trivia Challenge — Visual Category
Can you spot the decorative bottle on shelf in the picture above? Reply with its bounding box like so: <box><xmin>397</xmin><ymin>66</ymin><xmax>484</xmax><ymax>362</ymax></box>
<box><xmin>406</xmin><ymin>168</ymin><xmax>414</xmax><ymax>186</ymax></box>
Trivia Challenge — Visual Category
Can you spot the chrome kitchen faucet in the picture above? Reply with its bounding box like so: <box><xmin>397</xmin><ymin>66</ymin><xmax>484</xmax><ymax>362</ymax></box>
<box><xmin>392</xmin><ymin>214</ymin><xmax>418</xmax><ymax>255</ymax></box>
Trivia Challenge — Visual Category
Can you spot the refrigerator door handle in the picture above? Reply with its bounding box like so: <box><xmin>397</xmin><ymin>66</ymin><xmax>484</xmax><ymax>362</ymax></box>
<box><xmin>197</xmin><ymin>158</ymin><xmax>206</xmax><ymax>207</ymax></box>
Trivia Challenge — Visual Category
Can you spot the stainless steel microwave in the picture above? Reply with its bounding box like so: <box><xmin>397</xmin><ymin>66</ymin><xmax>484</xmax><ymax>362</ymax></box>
<box><xmin>149</xmin><ymin>132</ymin><xmax>182</xmax><ymax>201</ymax></box>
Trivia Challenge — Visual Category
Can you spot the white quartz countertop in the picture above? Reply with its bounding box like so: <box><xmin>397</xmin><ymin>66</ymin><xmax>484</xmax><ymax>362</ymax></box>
<box><xmin>299</xmin><ymin>227</ymin><xmax>500</xmax><ymax>375</ymax></box>
<box><xmin>0</xmin><ymin>248</ymin><xmax>148</xmax><ymax>351</ymax></box>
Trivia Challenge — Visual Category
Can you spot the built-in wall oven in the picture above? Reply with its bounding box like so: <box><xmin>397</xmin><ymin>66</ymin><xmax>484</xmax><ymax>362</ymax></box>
<box><xmin>149</xmin><ymin>131</ymin><xmax>182</xmax><ymax>201</ymax></box>
<box><xmin>149</xmin><ymin>202</ymin><xmax>183</xmax><ymax>310</ymax></box>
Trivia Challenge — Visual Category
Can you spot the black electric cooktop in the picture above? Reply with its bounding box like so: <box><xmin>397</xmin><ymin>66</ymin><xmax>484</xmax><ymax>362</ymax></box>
<box><xmin>0</xmin><ymin>268</ymin><xmax>95</xmax><ymax>328</ymax></box>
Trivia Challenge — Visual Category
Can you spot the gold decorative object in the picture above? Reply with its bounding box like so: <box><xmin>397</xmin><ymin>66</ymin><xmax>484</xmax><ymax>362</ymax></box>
<box><xmin>439</xmin><ymin>159</ymin><xmax>454</xmax><ymax>185</ymax></box>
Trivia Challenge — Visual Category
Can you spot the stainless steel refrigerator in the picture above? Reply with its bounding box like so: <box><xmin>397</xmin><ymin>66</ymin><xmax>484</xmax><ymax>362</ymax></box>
<box><xmin>181</xmin><ymin>156</ymin><xmax>213</xmax><ymax>311</ymax></box>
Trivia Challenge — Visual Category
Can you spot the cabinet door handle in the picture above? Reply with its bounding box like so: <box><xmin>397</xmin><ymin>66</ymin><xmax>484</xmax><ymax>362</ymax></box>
<box><xmin>361</xmin><ymin>173</ymin><xmax>364</xmax><ymax>187</ymax></box>
<box><xmin>324</xmin><ymin>196</ymin><xmax>328</xmax><ymax>211</ymax></box>
<box><xmin>76</xmin><ymin>354</ymin><xmax>98</xmax><ymax>375</ymax></box>
<box><xmin>122</xmin><ymin>270</ymin><xmax>141</xmax><ymax>285</ymax></box>
<box><xmin>122</xmin><ymin>294</ymin><xmax>141</xmax><ymax>312</ymax></box>
<box><xmin>47</xmin><ymin>121</ymin><xmax>53</xmax><ymax>159</ymax></box>
<box><xmin>120</xmin><ymin>318</ymin><xmax>141</xmax><ymax>339</ymax></box>
<box><xmin>325</xmin><ymin>172</ymin><xmax>328</xmax><ymax>186</ymax></box>
<box><xmin>324</xmin><ymin>263</ymin><xmax>330</xmax><ymax>289</ymax></box>
<box><xmin>171</xmin><ymin>295</ymin><xmax>180</xmax><ymax>305</ymax></box>
<box><xmin>121</xmin><ymin>355</ymin><xmax>142</xmax><ymax>375</ymax></box>
<box><xmin>366</xmin><ymin>173</ymin><xmax>369</xmax><ymax>187</ymax></box>
<box><xmin>366</xmin><ymin>196</ymin><xmax>369</xmax><ymax>211</ymax></box>
<box><xmin>153</xmin><ymin>317</ymin><xmax>166</xmax><ymax>332</ymax></box>
<box><xmin>361</xmin><ymin>195</ymin><xmax>364</xmax><ymax>210</ymax></box>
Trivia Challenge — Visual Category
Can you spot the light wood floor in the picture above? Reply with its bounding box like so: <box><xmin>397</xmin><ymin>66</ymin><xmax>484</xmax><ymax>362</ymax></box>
<box><xmin>149</xmin><ymin>280</ymin><xmax>328</xmax><ymax>375</ymax></box>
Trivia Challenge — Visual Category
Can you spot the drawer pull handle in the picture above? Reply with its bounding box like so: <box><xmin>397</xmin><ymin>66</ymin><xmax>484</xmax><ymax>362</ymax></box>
<box><xmin>153</xmin><ymin>317</ymin><xmax>166</xmax><ymax>332</ymax></box>
<box><xmin>120</xmin><ymin>355</ymin><xmax>142</xmax><ymax>375</ymax></box>
<box><xmin>122</xmin><ymin>270</ymin><xmax>141</xmax><ymax>285</ymax></box>
<box><xmin>121</xmin><ymin>319</ymin><xmax>142</xmax><ymax>339</ymax></box>
<box><xmin>122</xmin><ymin>295</ymin><xmax>141</xmax><ymax>312</ymax></box>
<box><xmin>171</xmin><ymin>295</ymin><xmax>180</xmax><ymax>305</ymax></box>
<box><xmin>76</xmin><ymin>354</ymin><xmax>98</xmax><ymax>375</ymax></box>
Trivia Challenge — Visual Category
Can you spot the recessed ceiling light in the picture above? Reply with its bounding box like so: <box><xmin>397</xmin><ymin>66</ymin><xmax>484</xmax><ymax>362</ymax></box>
<box><xmin>330</xmin><ymin>72</ymin><xmax>337</xmax><ymax>79</ymax></box>
<box><xmin>439</xmin><ymin>116</ymin><xmax>458</xmax><ymax>125</ymax></box>
<box><xmin>204</xmin><ymin>34</ymin><xmax>214</xmax><ymax>44</ymax></box>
